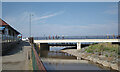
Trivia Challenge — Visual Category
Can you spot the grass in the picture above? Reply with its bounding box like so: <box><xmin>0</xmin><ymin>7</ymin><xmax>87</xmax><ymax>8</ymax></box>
<box><xmin>85</xmin><ymin>43</ymin><xmax>119</xmax><ymax>57</ymax></box>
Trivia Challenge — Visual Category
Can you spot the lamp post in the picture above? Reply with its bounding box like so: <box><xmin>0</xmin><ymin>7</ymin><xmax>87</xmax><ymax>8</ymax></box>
<box><xmin>29</xmin><ymin>14</ymin><xmax>33</xmax><ymax>37</ymax></box>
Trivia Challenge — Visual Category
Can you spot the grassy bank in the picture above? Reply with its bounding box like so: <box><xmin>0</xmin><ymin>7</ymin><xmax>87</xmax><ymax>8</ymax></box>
<box><xmin>85</xmin><ymin>43</ymin><xmax>119</xmax><ymax>57</ymax></box>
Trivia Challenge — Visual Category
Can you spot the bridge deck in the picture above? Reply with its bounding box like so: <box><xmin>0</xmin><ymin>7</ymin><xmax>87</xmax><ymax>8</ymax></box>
<box><xmin>34</xmin><ymin>39</ymin><xmax>119</xmax><ymax>43</ymax></box>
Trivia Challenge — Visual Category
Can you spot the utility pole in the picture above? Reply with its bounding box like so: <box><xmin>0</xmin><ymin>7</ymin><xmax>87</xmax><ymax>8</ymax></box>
<box><xmin>29</xmin><ymin>14</ymin><xmax>33</xmax><ymax>37</ymax></box>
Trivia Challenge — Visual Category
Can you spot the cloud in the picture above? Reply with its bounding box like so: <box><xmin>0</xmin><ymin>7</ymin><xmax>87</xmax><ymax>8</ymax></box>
<box><xmin>3</xmin><ymin>11</ymin><xmax>117</xmax><ymax>37</ymax></box>
<box><xmin>2</xmin><ymin>11</ymin><xmax>65</xmax><ymax>37</ymax></box>
<box><xmin>32</xmin><ymin>11</ymin><xmax>64</xmax><ymax>21</ymax></box>
<box><xmin>32</xmin><ymin>23</ymin><xmax>118</xmax><ymax>37</ymax></box>
<box><xmin>3</xmin><ymin>11</ymin><xmax>31</xmax><ymax>36</ymax></box>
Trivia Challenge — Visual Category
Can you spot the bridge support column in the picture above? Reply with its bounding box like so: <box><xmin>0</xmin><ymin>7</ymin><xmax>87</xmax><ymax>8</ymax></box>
<box><xmin>37</xmin><ymin>43</ymin><xmax>49</xmax><ymax>57</ymax></box>
<box><xmin>39</xmin><ymin>43</ymin><xmax>49</xmax><ymax>51</ymax></box>
<box><xmin>77</xmin><ymin>42</ymin><xmax>81</xmax><ymax>50</ymax></box>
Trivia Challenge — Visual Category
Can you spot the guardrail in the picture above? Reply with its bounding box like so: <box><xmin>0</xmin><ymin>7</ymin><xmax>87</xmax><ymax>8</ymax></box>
<box><xmin>34</xmin><ymin>35</ymin><xmax>119</xmax><ymax>40</ymax></box>
<box><xmin>31</xmin><ymin>44</ymin><xmax>46</xmax><ymax>71</ymax></box>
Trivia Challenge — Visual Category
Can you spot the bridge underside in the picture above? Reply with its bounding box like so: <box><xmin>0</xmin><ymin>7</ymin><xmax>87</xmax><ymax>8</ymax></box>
<box><xmin>36</xmin><ymin>43</ymin><xmax>82</xmax><ymax>51</ymax></box>
<box><xmin>48</xmin><ymin>43</ymin><xmax>76</xmax><ymax>46</ymax></box>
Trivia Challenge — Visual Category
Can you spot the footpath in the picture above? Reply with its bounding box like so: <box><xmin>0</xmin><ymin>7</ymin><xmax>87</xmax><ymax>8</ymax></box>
<box><xmin>2</xmin><ymin>41</ymin><xmax>32</xmax><ymax>71</ymax></box>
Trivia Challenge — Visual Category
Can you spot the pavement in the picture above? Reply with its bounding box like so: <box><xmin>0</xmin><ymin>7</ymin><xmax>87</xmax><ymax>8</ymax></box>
<box><xmin>2</xmin><ymin>41</ymin><xmax>32</xmax><ymax>70</ymax></box>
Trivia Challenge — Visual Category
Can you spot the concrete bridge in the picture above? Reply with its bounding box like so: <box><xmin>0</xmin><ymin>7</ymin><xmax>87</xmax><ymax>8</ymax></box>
<box><xmin>34</xmin><ymin>39</ymin><xmax>119</xmax><ymax>50</ymax></box>
<box><xmin>48</xmin><ymin>42</ymin><xmax>76</xmax><ymax>46</ymax></box>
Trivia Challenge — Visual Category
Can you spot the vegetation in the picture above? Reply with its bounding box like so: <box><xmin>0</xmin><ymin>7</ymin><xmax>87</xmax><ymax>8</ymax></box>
<box><xmin>85</xmin><ymin>43</ymin><xmax>120</xmax><ymax>57</ymax></box>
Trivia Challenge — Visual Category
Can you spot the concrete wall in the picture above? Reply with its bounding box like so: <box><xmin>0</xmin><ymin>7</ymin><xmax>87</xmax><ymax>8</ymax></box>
<box><xmin>35</xmin><ymin>43</ymin><xmax>49</xmax><ymax>57</ymax></box>
<box><xmin>38</xmin><ymin>43</ymin><xmax>49</xmax><ymax>51</ymax></box>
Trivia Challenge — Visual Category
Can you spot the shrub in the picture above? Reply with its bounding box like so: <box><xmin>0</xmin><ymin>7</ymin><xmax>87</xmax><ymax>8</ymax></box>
<box><xmin>85</xmin><ymin>43</ymin><xmax>119</xmax><ymax>57</ymax></box>
<box><xmin>105</xmin><ymin>54</ymin><xmax>108</xmax><ymax>57</ymax></box>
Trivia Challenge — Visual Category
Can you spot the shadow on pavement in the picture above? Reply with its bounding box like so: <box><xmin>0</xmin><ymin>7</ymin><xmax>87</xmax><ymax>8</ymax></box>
<box><xmin>2</xmin><ymin>41</ymin><xmax>31</xmax><ymax>56</ymax></box>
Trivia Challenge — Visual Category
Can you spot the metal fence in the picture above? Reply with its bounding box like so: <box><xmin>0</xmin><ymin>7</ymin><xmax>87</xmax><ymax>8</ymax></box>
<box><xmin>2</xmin><ymin>34</ymin><xmax>19</xmax><ymax>43</ymax></box>
<box><xmin>2</xmin><ymin>34</ymin><xmax>21</xmax><ymax>52</ymax></box>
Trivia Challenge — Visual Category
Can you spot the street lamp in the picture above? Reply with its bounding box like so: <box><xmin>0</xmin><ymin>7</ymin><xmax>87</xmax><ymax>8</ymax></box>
<box><xmin>29</xmin><ymin>14</ymin><xmax>33</xmax><ymax>37</ymax></box>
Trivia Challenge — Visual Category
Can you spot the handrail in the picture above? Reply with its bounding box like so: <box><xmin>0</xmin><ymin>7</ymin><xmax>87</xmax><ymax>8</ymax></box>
<box><xmin>34</xmin><ymin>35</ymin><xmax>119</xmax><ymax>40</ymax></box>
<box><xmin>32</xmin><ymin>44</ymin><xmax>47</xmax><ymax>71</ymax></box>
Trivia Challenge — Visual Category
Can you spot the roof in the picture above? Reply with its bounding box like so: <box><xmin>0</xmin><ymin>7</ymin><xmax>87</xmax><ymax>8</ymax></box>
<box><xmin>0</xmin><ymin>18</ymin><xmax>20</xmax><ymax>34</ymax></box>
<box><xmin>0</xmin><ymin>18</ymin><xmax>9</xmax><ymax>26</ymax></box>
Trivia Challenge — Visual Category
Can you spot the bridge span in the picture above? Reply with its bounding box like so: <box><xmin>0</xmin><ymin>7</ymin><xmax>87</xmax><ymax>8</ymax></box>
<box><xmin>34</xmin><ymin>39</ymin><xmax>119</xmax><ymax>50</ymax></box>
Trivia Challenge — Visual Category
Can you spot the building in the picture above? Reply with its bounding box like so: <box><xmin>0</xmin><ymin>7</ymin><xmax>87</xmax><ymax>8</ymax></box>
<box><xmin>0</xmin><ymin>18</ymin><xmax>21</xmax><ymax>54</ymax></box>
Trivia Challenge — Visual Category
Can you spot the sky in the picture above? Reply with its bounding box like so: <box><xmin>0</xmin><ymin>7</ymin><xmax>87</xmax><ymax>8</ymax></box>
<box><xmin>2</xmin><ymin>2</ymin><xmax>118</xmax><ymax>37</ymax></box>
<box><xmin>2</xmin><ymin>0</ymin><xmax>120</xmax><ymax>2</ymax></box>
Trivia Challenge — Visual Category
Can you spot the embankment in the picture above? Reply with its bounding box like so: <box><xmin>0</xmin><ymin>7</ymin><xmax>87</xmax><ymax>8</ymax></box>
<box><xmin>61</xmin><ymin>48</ymin><xmax>119</xmax><ymax>71</ymax></box>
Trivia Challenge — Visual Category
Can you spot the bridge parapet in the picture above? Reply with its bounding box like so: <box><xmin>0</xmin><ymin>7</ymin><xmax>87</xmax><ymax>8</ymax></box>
<box><xmin>34</xmin><ymin>35</ymin><xmax>119</xmax><ymax>40</ymax></box>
